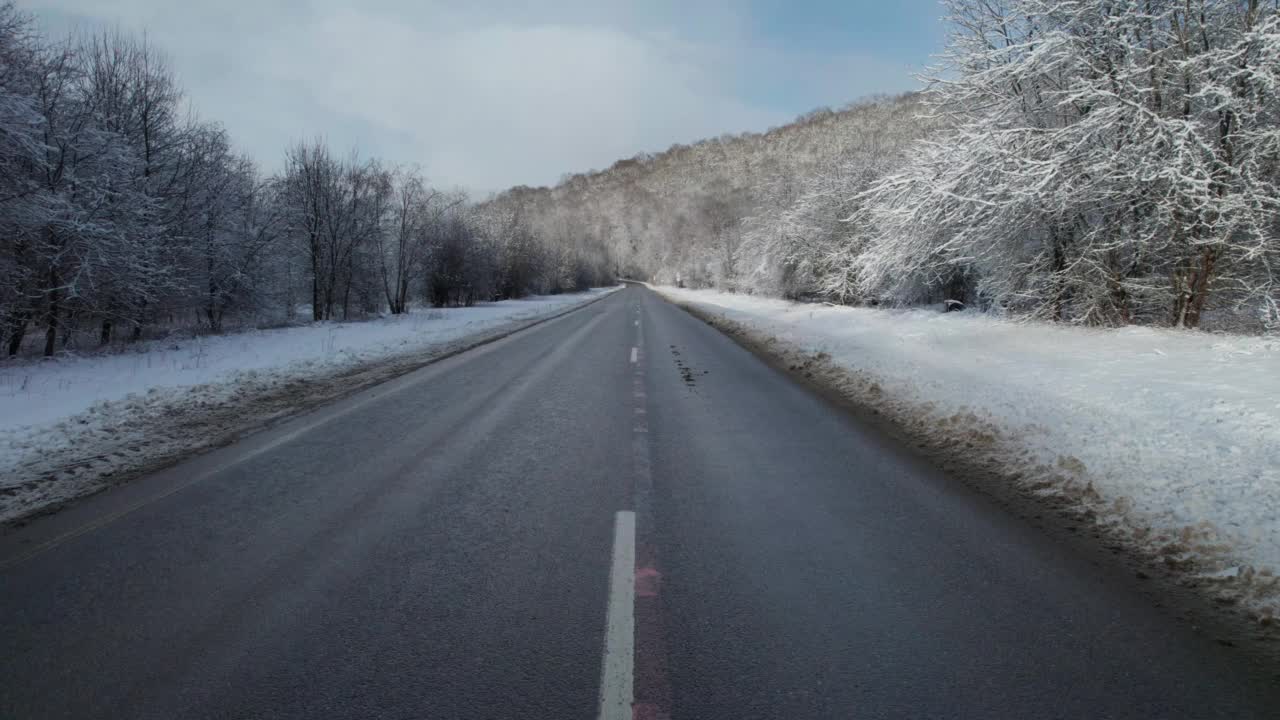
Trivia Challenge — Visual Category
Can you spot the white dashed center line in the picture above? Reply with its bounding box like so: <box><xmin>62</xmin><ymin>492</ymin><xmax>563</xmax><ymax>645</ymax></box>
<box><xmin>597</xmin><ymin>511</ymin><xmax>636</xmax><ymax>720</ymax></box>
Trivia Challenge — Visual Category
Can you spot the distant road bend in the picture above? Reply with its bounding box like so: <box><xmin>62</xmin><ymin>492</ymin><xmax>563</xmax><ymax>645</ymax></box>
<box><xmin>2</xmin><ymin>285</ymin><xmax>1277</xmax><ymax>718</ymax></box>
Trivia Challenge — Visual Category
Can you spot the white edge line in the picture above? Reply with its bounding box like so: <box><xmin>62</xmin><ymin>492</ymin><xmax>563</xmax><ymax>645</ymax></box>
<box><xmin>598</xmin><ymin>510</ymin><xmax>636</xmax><ymax>720</ymax></box>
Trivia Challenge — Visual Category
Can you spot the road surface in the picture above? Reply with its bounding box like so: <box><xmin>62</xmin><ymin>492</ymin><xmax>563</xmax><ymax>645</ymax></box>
<box><xmin>2</xmin><ymin>285</ymin><xmax>1277</xmax><ymax>718</ymax></box>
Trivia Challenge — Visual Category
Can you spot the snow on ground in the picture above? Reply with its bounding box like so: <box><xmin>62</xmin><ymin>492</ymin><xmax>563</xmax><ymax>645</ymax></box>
<box><xmin>656</xmin><ymin>285</ymin><xmax>1280</xmax><ymax>618</ymax></box>
<box><xmin>0</xmin><ymin>288</ymin><xmax>619</xmax><ymax>523</ymax></box>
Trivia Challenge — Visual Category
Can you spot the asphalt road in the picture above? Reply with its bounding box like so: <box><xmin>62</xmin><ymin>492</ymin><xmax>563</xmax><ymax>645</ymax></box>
<box><xmin>1</xmin><ymin>285</ymin><xmax>1277</xmax><ymax>719</ymax></box>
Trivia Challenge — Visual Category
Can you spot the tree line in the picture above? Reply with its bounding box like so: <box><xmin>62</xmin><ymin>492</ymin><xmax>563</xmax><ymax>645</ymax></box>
<box><xmin>519</xmin><ymin>0</ymin><xmax>1280</xmax><ymax>332</ymax></box>
<box><xmin>0</xmin><ymin>2</ymin><xmax>613</xmax><ymax>358</ymax></box>
<box><xmin>5</xmin><ymin>0</ymin><xmax>1276</xmax><ymax>354</ymax></box>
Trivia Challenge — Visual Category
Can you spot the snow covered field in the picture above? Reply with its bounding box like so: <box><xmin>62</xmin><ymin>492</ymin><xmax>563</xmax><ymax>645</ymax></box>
<box><xmin>656</xmin><ymin>286</ymin><xmax>1280</xmax><ymax>618</ymax></box>
<box><xmin>0</xmin><ymin>288</ymin><xmax>619</xmax><ymax>523</ymax></box>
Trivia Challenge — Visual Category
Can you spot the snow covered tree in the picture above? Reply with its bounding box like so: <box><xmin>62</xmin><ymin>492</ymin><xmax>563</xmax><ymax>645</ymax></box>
<box><xmin>859</xmin><ymin>0</ymin><xmax>1280</xmax><ymax>328</ymax></box>
<box><xmin>377</xmin><ymin>168</ymin><xmax>431</xmax><ymax>315</ymax></box>
<box><xmin>280</xmin><ymin>142</ymin><xmax>392</xmax><ymax>321</ymax></box>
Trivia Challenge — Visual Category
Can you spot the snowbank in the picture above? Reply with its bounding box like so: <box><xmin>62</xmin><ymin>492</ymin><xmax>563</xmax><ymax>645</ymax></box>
<box><xmin>0</xmin><ymin>288</ymin><xmax>619</xmax><ymax>523</ymax></box>
<box><xmin>655</xmin><ymin>286</ymin><xmax>1280</xmax><ymax>617</ymax></box>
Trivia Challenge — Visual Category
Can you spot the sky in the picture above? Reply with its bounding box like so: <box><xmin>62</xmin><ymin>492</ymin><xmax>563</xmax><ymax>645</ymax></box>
<box><xmin>24</xmin><ymin>0</ymin><xmax>945</xmax><ymax>193</ymax></box>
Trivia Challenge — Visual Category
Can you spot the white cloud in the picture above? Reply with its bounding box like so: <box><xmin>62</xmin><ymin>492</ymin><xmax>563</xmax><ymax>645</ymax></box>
<box><xmin>23</xmin><ymin>0</ymin><xmax>919</xmax><ymax>191</ymax></box>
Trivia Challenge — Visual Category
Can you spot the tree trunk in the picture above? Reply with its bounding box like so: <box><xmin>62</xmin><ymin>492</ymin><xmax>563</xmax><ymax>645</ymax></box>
<box><xmin>6</xmin><ymin>314</ymin><xmax>28</xmax><ymax>357</ymax></box>
<box><xmin>396</xmin><ymin>276</ymin><xmax>410</xmax><ymax>314</ymax></box>
<box><xmin>311</xmin><ymin>233</ymin><xmax>323</xmax><ymax>322</ymax></box>
<box><xmin>43</xmin><ymin>269</ymin><xmax>60</xmax><ymax>358</ymax></box>
<box><xmin>206</xmin><ymin>250</ymin><xmax>221</xmax><ymax>332</ymax></box>
<box><xmin>130</xmin><ymin>296</ymin><xmax>148</xmax><ymax>342</ymax></box>
<box><xmin>1184</xmin><ymin>248</ymin><xmax>1217</xmax><ymax>329</ymax></box>
<box><xmin>1172</xmin><ymin>246</ymin><xmax>1218</xmax><ymax>329</ymax></box>
<box><xmin>43</xmin><ymin>310</ymin><xmax>57</xmax><ymax>357</ymax></box>
<box><xmin>1048</xmin><ymin>225</ymin><xmax>1068</xmax><ymax>322</ymax></box>
<box><xmin>100</xmin><ymin>318</ymin><xmax>113</xmax><ymax>346</ymax></box>
<box><xmin>207</xmin><ymin>275</ymin><xmax>223</xmax><ymax>332</ymax></box>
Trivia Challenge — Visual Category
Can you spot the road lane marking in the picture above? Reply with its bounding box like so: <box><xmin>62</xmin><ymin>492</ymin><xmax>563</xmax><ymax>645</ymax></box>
<box><xmin>598</xmin><ymin>511</ymin><xmax>636</xmax><ymax>720</ymax></box>
<box><xmin>631</xmin><ymin>347</ymin><xmax>638</xmax><ymax>364</ymax></box>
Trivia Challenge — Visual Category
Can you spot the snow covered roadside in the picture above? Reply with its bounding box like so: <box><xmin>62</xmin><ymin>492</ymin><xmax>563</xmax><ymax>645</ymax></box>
<box><xmin>654</xmin><ymin>286</ymin><xmax>1280</xmax><ymax>622</ymax></box>
<box><xmin>0</xmin><ymin>288</ymin><xmax>621</xmax><ymax>524</ymax></box>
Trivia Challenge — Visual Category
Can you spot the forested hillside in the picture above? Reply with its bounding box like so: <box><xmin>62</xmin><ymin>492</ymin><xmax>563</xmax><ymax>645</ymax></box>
<box><xmin>514</xmin><ymin>0</ymin><xmax>1280</xmax><ymax>332</ymax></box>
<box><xmin>483</xmin><ymin>92</ymin><xmax>937</xmax><ymax>302</ymax></box>
<box><xmin>0</xmin><ymin>1</ymin><xmax>613</xmax><ymax>358</ymax></box>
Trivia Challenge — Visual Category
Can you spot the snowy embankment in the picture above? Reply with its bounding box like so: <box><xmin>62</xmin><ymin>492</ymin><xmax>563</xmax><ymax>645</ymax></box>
<box><xmin>0</xmin><ymin>288</ymin><xmax>620</xmax><ymax>523</ymax></box>
<box><xmin>656</xmin><ymin>286</ymin><xmax>1280</xmax><ymax>620</ymax></box>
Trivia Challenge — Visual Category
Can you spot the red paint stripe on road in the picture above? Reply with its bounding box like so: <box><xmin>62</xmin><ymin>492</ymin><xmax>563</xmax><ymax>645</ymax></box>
<box><xmin>634</xmin><ymin>592</ymin><xmax>672</xmax><ymax>715</ymax></box>
<box><xmin>630</xmin><ymin>316</ymin><xmax>671</xmax><ymax>720</ymax></box>
<box><xmin>635</xmin><ymin>567</ymin><xmax>661</xmax><ymax>598</ymax></box>
<box><xmin>633</xmin><ymin>543</ymin><xmax>672</xmax><ymax>719</ymax></box>
<box><xmin>633</xmin><ymin>703</ymin><xmax>671</xmax><ymax>720</ymax></box>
